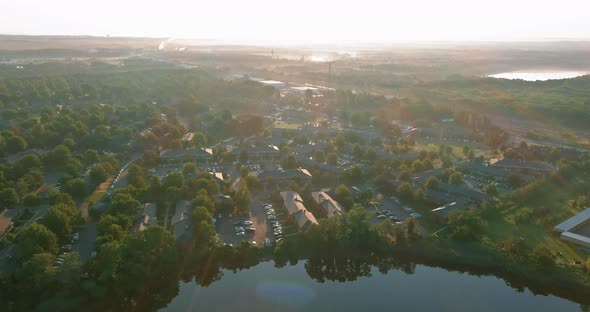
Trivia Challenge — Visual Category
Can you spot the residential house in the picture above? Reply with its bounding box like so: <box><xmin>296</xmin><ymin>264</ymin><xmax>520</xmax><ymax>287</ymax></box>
<box><xmin>132</xmin><ymin>203</ymin><xmax>158</xmax><ymax>232</ymax></box>
<box><xmin>279</xmin><ymin>191</ymin><xmax>318</xmax><ymax>231</ymax></box>
<box><xmin>311</xmin><ymin>191</ymin><xmax>344</xmax><ymax>217</ymax></box>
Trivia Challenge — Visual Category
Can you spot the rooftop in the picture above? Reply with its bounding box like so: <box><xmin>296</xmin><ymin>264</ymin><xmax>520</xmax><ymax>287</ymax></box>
<box><xmin>554</xmin><ymin>207</ymin><xmax>590</xmax><ymax>233</ymax></box>
<box><xmin>311</xmin><ymin>191</ymin><xmax>343</xmax><ymax>217</ymax></box>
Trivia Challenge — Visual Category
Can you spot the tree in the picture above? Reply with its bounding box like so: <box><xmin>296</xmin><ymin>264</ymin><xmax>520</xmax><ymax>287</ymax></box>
<box><xmin>64</xmin><ymin>178</ymin><xmax>88</xmax><ymax>199</ymax></box>
<box><xmin>23</xmin><ymin>193</ymin><xmax>40</xmax><ymax>207</ymax></box>
<box><xmin>352</xmin><ymin>143</ymin><xmax>363</xmax><ymax>158</ymax></box>
<box><xmin>425</xmin><ymin>176</ymin><xmax>440</xmax><ymax>190</ymax></box>
<box><xmin>239</xmin><ymin>165</ymin><xmax>250</xmax><ymax>178</ymax></box>
<box><xmin>507</xmin><ymin>173</ymin><xmax>523</xmax><ymax>188</ymax></box>
<box><xmin>89</xmin><ymin>164</ymin><xmax>108</xmax><ymax>186</ymax></box>
<box><xmin>18</xmin><ymin>223</ymin><xmax>58</xmax><ymax>260</ymax></box>
<box><xmin>40</xmin><ymin>208</ymin><xmax>72</xmax><ymax>242</ymax></box>
<box><xmin>398</xmin><ymin>170</ymin><xmax>411</xmax><ymax>182</ymax></box>
<box><xmin>448</xmin><ymin>172</ymin><xmax>463</xmax><ymax>184</ymax></box>
<box><xmin>233</xmin><ymin>186</ymin><xmax>252</xmax><ymax>215</ymax></box>
<box><xmin>530</xmin><ymin>246</ymin><xmax>554</xmax><ymax>270</ymax></box>
<box><xmin>17</xmin><ymin>253</ymin><xmax>54</xmax><ymax>297</ymax></box>
<box><xmin>5</xmin><ymin>136</ymin><xmax>27</xmax><ymax>153</ymax></box>
<box><xmin>282</xmin><ymin>154</ymin><xmax>298</xmax><ymax>170</ymax></box>
<box><xmin>314</xmin><ymin>150</ymin><xmax>326</xmax><ymax>163</ymax></box>
<box><xmin>365</xmin><ymin>148</ymin><xmax>377</xmax><ymax>162</ymax></box>
<box><xmin>411</xmin><ymin>160</ymin><xmax>425</xmax><ymax>172</ymax></box>
<box><xmin>326</xmin><ymin>153</ymin><xmax>338</xmax><ymax>165</ymax></box>
<box><xmin>0</xmin><ymin>187</ymin><xmax>19</xmax><ymax>209</ymax></box>
<box><xmin>191</xmin><ymin>132</ymin><xmax>207</xmax><ymax>147</ymax></box>
<box><xmin>413</xmin><ymin>189</ymin><xmax>426</xmax><ymax>202</ymax></box>
<box><xmin>334</xmin><ymin>184</ymin><xmax>354</xmax><ymax>209</ymax></box>
<box><xmin>447</xmin><ymin>210</ymin><xmax>487</xmax><ymax>242</ymax></box>
<box><xmin>161</xmin><ymin>171</ymin><xmax>184</xmax><ymax>190</ymax></box>
<box><xmin>183</xmin><ymin>162</ymin><xmax>197</xmax><ymax>176</ymax></box>
<box><xmin>111</xmin><ymin>193</ymin><xmax>141</xmax><ymax>216</ymax></box>
<box><xmin>484</xmin><ymin>183</ymin><xmax>499</xmax><ymax>196</ymax></box>
<box><xmin>397</xmin><ymin>182</ymin><xmax>413</xmax><ymax>199</ymax></box>
<box><xmin>127</xmin><ymin>164</ymin><xmax>147</xmax><ymax>188</ymax></box>
<box><xmin>84</xmin><ymin>149</ymin><xmax>100</xmax><ymax>165</ymax></box>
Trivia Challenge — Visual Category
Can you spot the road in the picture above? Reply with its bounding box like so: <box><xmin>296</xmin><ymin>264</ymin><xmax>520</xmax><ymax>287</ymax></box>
<box><xmin>73</xmin><ymin>222</ymin><xmax>97</xmax><ymax>262</ymax></box>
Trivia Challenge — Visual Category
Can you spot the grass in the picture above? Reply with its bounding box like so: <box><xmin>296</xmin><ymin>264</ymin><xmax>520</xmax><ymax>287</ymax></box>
<box><xmin>482</xmin><ymin>174</ymin><xmax>590</xmax><ymax>265</ymax></box>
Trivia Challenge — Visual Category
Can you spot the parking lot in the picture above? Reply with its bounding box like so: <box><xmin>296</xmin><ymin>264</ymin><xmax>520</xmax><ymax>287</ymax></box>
<box><xmin>215</xmin><ymin>197</ymin><xmax>282</xmax><ymax>247</ymax></box>
<box><xmin>369</xmin><ymin>196</ymin><xmax>430</xmax><ymax>236</ymax></box>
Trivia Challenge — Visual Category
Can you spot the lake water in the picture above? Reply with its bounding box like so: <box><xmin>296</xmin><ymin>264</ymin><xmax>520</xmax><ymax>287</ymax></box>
<box><xmin>488</xmin><ymin>71</ymin><xmax>587</xmax><ymax>81</ymax></box>
<box><xmin>161</xmin><ymin>261</ymin><xmax>581</xmax><ymax>312</ymax></box>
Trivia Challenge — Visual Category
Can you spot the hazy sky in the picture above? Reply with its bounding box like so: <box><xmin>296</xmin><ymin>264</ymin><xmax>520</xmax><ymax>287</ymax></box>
<box><xmin>3</xmin><ymin>0</ymin><xmax>590</xmax><ymax>43</ymax></box>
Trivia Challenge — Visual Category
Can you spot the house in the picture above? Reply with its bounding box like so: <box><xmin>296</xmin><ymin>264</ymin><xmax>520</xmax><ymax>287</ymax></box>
<box><xmin>231</xmin><ymin>144</ymin><xmax>280</xmax><ymax>160</ymax></box>
<box><xmin>172</xmin><ymin>201</ymin><xmax>193</xmax><ymax>243</ymax></box>
<box><xmin>132</xmin><ymin>203</ymin><xmax>158</xmax><ymax>232</ymax></box>
<box><xmin>554</xmin><ymin>207</ymin><xmax>590</xmax><ymax>248</ymax></box>
<box><xmin>311</xmin><ymin>191</ymin><xmax>343</xmax><ymax>217</ymax></box>
<box><xmin>279</xmin><ymin>191</ymin><xmax>318</xmax><ymax>231</ymax></box>
<box><xmin>259</xmin><ymin>80</ymin><xmax>286</xmax><ymax>88</ymax></box>
<box><xmin>210</xmin><ymin>172</ymin><xmax>225</xmax><ymax>182</ymax></box>
<box><xmin>159</xmin><ymin>148</ymin><xmax>213</xmax><ymax>162</ymax></box>
<box><xmin>490</xmin><ymin>158</ymin><xmax>555</xmax><ymax>173</ymax></box>
<box><xmin>289</xmin><ymin>86</ymin><xmax>319</xmax><ymax>95</ymax></box>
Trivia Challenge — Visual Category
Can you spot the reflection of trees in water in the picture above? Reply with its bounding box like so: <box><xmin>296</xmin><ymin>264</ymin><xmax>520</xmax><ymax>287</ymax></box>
<box><xmin>304</xmin><ymin>255</ymin><xmax>417</xmax><ymax>283</ymax></box>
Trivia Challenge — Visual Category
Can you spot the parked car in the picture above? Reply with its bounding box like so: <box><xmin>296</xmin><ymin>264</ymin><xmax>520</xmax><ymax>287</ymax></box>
<box><xmin>234</xmin><ymin>226</ymin><xmax>245</xmax><ymax>233</ymax></box>
<box><xmin>245</xmin><ymin>227</ymin><xmax>255</xmax><ymax>233</ymax></box>
<box><xmin>242</xmin><ymin>221</ymin><xmax>253</xmax><ymax>226</ymax></box>
<box><xmin>236</xmin><ymin>231</ymin><xmax>245</xmax><ymax>236</ymax></box>
<box><xmin>377</xmin><ymin>214</ymin><xmax>386</xmax><ymax>219</ymax></box>
<box><xmin>264</xmin><ymin>238</ymin><xmax>271</xmax><ymax>247</ymax></box>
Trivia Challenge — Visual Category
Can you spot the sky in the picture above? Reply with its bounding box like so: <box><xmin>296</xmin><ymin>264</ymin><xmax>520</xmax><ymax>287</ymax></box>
<box><xmin>2</xmin><ymin>0</ymin><xmax>590</xmax><ymax>44</ymax></box>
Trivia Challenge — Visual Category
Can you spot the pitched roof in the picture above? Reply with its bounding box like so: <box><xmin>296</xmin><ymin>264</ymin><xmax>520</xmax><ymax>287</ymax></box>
<box><xmin>554</xmin><ymin>207</ymin><xmax>590</xmax><ymax>233</ymax></box>
<box><xmin>311</xmin><ymin>191</ymin><xmax>343</xmax><ymax>217</ymax></box>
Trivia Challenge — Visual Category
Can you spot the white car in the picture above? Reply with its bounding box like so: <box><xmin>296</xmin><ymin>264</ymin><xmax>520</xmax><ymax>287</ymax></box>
<box><xmin>236</xmin><ymin>231</ymin><xmax>245</xmax><ymax>236</ymax></box>
<box><xmin>242</xmin><ymin>221</ymin><xmax>254</xmax><ymax>226</ymax></box>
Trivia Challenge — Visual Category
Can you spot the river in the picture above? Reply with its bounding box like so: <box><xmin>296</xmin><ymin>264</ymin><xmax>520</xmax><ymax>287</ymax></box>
<box><xmin>161</xmin><ymin>261</ymin><xmax>581</xmax><ymax>312</ymax></box>
<box><xmin>487</xmin><ymin>71</ymin><xmax>587</xmax><ymax>81</ymax></box>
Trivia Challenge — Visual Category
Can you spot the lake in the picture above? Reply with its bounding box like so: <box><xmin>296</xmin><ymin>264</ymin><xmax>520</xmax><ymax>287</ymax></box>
<box><xmin>161</xmin><ymin>261</ymin><xmax>581</xmax><ymax>312</ymax></box>
<box><xmin>488</xmin><ymin>71</ymin><xmax>587</xmax><ymax>81</ymax></box>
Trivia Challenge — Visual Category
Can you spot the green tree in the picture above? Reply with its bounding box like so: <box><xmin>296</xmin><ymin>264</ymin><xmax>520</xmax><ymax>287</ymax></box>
<box><xmin>127</xmin><ymin>164</ymin><xmax>147</xmax><ymax>188</ymax></box>
<box><xmin>23</xmin><ymin>193</ymin><xmax>40</xmax><ymax>207</ymax></box>
<box><xmin>447</xmin><ymin>210</ymin><xmax>487</xmax><ymax>242</ymax></box>
<box><xmin>64</xmin><ymin>178</ymin><xmax>88</xmax><ymax>199</ymax></box>
<box><xmin>397</xmin><ymin>182</ymin><xmax>413</xmax><ymax>199</ymax></box>
<box><xmin>18</xmin><ymin>223</ymin><xmax>58</xmax><ymax>260</ymax></box>
<box><xmin>334</xmin><ymin>184</ymin><xmax>354</xmax><ymax>209</ymax></box>
<box><xmin>89</xmin><ymin>164</ymin><xmax>108</xmax><ymax>186</ymax></box>
<box><xmin>448</xmin><ymin>172</ymin><xmax>463</xmax><ymax>184</ymax></box>
<box><xmin>0</xmin><ymin>187</ymin><xmax>19</xmax><ymax>209</ymax></box>
<box><xmin>183</xmin><ymin>162</ymin><xmax>197</xmax><ymax>176</ymax></box>
<box><xmin>233</xmin><ymin>186</ymin><xmax>252</xmax><ymax>215</ymax></box>
<box><xmin>40</xmin><ymin>208</ymin><xmax>72</xmax><ymax>242</ymax></box>
<box><xmin>326</xmin><ymin>152</ymin><xmax>338</xmax><ymax>165</ymax></box>
<box><xmin>314</xmin><ymin>150</ymin><xmax>326</xmax><ymax>163</ymax></box>
<box><xmin>484</xmin><ymin>183</ymin><xmax>499</xmax><ymax>196</ymax></box>
<box><xmin>425</xmin><ymin>176</ymin><xmax>440</xmax><ymax>190</ymax></box>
